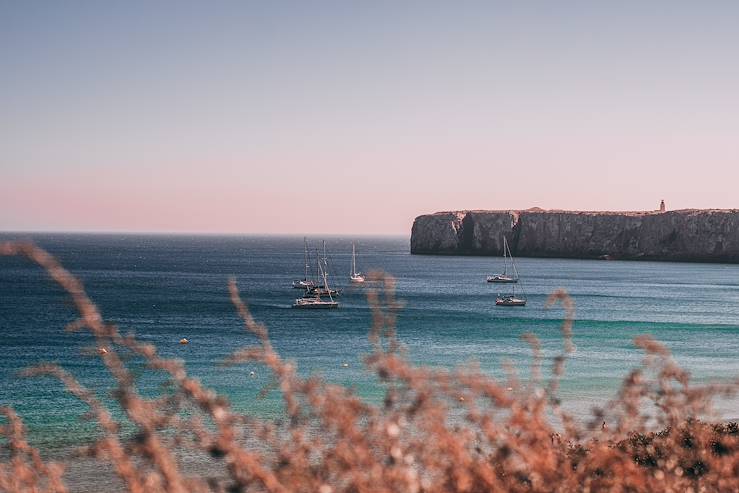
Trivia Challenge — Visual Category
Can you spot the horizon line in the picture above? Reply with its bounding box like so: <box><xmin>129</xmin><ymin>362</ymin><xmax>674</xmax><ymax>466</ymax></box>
<box><xmin>0</xmin><ymin>229</ymin><xmax>409</xmax><ymax>238</ymax></box>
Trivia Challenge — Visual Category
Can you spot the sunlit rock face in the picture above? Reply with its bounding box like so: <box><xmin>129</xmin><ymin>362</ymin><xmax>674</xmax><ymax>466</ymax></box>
<box><xmin>410</xmin><ymin>209</ymin><xmax>739</xmax><ymax>262</ymax></box>
<box><xmin>409</xmin><ymin>211</ymin><xmax>466</xmax><ymax>254</ymax></box>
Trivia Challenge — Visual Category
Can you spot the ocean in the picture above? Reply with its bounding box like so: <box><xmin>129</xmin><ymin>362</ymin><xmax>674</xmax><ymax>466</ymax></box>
<box><xmin>1</xmin><ymin>233</ymin><xmax>738</xmax><ymax>455</ymax></box>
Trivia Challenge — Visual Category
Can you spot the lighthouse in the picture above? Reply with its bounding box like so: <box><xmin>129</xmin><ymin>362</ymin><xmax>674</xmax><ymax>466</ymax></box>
<box><xmin>659</xmin><ymin>200</ymin><xmax>666</xmax><ymax>213</ymax></box>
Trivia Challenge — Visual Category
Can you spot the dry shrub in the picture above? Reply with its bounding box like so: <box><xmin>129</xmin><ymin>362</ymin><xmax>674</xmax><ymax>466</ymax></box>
<box><xmin>1</xmin><ymin>241</ymin><xmax>738</xmax><ymax>492</ymax></box>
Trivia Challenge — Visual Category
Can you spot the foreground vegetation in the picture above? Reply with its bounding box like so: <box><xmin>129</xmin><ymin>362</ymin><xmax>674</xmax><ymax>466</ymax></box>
<box><xmin>1</xmin><ymin>241</ymin><xmax>738</xmax><ymax>492</ymax></box>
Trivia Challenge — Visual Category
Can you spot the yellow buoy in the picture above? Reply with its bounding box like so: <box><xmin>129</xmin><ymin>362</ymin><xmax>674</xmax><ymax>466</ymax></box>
<box><xmin>179</xmin><ymin>338</ymin><xmax>189</xmax><ymax>345</ymax></box>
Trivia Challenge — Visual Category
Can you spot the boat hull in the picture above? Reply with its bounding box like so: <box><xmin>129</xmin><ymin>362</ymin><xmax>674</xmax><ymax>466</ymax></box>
<box><xmin>306</xmin><ymin>287</ymin><xmax>340</xmax><ymax>297</ymax></box>
<box><xmin>487</xmin><ymin>276</ymin><xmax>518</xmax><ymax>283</ymax></box>
<box><xmin>495</xmin><ymin>297</ymin><xmax>527</xmax><ymax>306</ymax></box>
<box><xmin>292</xmin><ymin>300</ymin><xmax>339</xmax><ymax>309</ymax></box>
<box><xmin>292</xmin><ymin>280</ymin><xmax>315</xmax><ymax>289</ymax></box>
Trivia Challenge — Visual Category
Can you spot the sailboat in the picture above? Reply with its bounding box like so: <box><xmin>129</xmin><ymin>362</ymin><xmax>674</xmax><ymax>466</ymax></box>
<box><xmin>494</xmin><ymin>238</ymin><xmax>527</xmax><ymax>306</ymax></box>
<box><xmin>293</xmin><ymin>248</ymin><xmax>339</xmax><ymax>309</ymax></box>
<box><xmin>305</xmin><ymin>241</ymin><xmax>340</xmax><ymax>297</ymax></box>
<box><xmin>292</xmin><ymin>237</ymin><xmax>316</xmax><ymax>289</ymax></box>
<box><xmin>350</xmin><ymin>241</ymin><xmax>365</xmax><ymax>283</ymax></box>
<box><xmin>495</xmin><ymin>284</ymin><xmax>527</xmax><ymax>306</ymax></box>
<box><xmin>487</xmin><ymin>236</ymin><xmax>518</xmax><ymax>283</ymax></box>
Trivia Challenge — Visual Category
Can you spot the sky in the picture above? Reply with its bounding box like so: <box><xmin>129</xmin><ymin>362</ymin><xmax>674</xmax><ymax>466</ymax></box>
<box><xmin>1</xmin><ymin>1</ymin><xmax>738</xmax><ymax>235</ymax></box>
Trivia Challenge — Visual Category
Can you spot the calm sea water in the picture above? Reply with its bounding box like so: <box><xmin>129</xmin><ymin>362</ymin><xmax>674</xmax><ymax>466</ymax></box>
<box><xmin>1</xmin><ymin>233</ymin><xmax>738</xmax><ymax>452</ymax></box>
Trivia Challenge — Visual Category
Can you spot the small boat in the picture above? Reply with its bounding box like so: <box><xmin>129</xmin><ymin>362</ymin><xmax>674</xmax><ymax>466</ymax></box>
<box><xmin>293</xmin><ymin>279</ymin><xmax>315</xmax><ymax>289</ymax></box>
<box><xmin>495</xmin><ymin>295</ymin><xmax>526</xmax><ymax>307</ymax></box>
<box><xmin>350</xmin><ymin>241</ymin><xmax>365</xmax><ymax>283</ymax></box>
<box><xmin>494</xmin><ymin>239</ymin><xmax>527</xmax><ymax>306</ymax></box>
<box><xmin>488</xmin><ymin>274</ymin><xmax>516</xmax><ymax>283</ymax></box>
<box><xmin>294</xmin><ymin>242</ymin><xmax>339</xmax><ymax>309</ymax></box>
<box><xmin>487</xmin><ymin>236</ymin><xmax>518</xmax><ymax>283</ymax></box>
<box><xmin>303</xmin><ymin>241</ymin><xmax>340</xmax><ymax>296</ymax></box>
<box><xmin>293</xmin><ymin>237</ymin><xmax>316</xmax><ymax>289</ymax></box>
<box><xmin>293</xmin><ymin>297</ymin><xmax>339</xmax><ymax>309</ymax></box>
<box><xmin>304</xmin><ymin>285</ymin><xmax>340</xmax><ymax>297</ymax></box>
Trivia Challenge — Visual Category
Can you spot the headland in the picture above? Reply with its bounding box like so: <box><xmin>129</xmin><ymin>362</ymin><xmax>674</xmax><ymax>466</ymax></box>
<box><xmin>410</xmin><ymin>207</ymin><xmax>739</xmax><ymax>262</ymax></box>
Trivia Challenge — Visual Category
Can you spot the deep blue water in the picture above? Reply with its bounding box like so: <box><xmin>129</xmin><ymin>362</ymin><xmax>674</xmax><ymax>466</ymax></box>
<box><xmin>1</xmin><ymin>233</ymin><xmax>738</xmax><ymax>450</ymax></box>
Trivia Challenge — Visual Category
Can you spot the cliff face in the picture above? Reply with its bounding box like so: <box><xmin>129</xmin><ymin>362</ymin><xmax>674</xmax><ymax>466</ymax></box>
<box><xmin>410</xmin><ymin>209</ymin><xmax>739</xmax><ymax>262</ymax></box>
<box><xmin>410</xmin><ymin>212</ymin><xmax>466</xmax><ymax>254</ymax></box>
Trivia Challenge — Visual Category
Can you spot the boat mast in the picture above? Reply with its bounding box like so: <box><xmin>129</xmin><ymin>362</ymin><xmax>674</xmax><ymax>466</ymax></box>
<box><xmin>321</xmin><ymin>241</ymin><xmax>334</xmax><ymax>302</ymax></box>
<box><xmin>502</xmin><ymin>237</ymin><xmax>509</xmax><ymax>275</ymax></box>
<box><xmin>351</xmin><ymin>242</ymin><xmax>356</xmax><ymax>276</ymax></box>
<box><xmin>510</xmin><ymin>251</ymin><xmax>525</xmax><ymax>300</ymax></box>
<box><xmin>324</xmin><ymin>264</ymin><xmax>333</xmax><ymax>302</ymax></box>
<box><xmin>303</xmin><ymin>237</ymin><xmax>309</xmax><ymax>281</ymax></box>
<box><xmin>315</xmin><ymin>255</ymin><xmax>324</xmax><ymax>300</ymax></box>
<box><xmin>322</xmin><ymin>240</ymin><xmax>328</xmax><ymax>284</ymax></box>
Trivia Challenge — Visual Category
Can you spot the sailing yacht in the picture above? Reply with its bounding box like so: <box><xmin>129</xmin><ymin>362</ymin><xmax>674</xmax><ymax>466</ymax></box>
<box><xmin>305</xmin><ymin>241</ymin><xmax>340</xmax><ymax>296</ymax></box>
<box><xmin>495</xmin><ymin>289</ymin><xmax>527</xmax><ymax>307</ymax></box>
<box><xmin>293</xmin><ymin>248</ymin><xmax>339</xmax><ymax>309</ymax></box>
<box><xmin>350</xmin><ymin>241</ymin><xmax>365</xmax><ymax>283</ymax></box>
<box><xmin>292</xmin><ymin>237</ymin><xmax>316</xmax><ymax>289</ymax></box>
<box><xmin>487</xmin><ymin>236</ymin><xmax>518</xmax><ymax>283</ymax></box>
<box><xmin>494</xmin><ymin>238</ymin><xmax>527</xmax><ymax>306</ymax></box>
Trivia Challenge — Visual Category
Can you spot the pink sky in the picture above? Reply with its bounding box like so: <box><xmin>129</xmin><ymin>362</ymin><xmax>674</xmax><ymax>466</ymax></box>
<box><xmin>2</xmin><ymin>3</ymin><xmax>738</xmax><ymax>235</ymax></box>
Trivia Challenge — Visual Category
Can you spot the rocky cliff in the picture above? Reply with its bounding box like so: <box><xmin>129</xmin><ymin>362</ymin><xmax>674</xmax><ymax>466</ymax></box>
<box><xmin>410</xmin><ymin>209</ymin><xmax>739</xmax><ymax>262</ymax></box>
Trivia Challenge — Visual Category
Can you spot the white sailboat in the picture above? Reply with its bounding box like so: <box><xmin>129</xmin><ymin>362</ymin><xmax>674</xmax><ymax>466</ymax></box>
<box><xmin>495</xmin><ymin>284</ymin><xmax>527</xmax><ymax>307</ymax></box>
<box><xmin>487</xmin><ymin>236</ymin><xmax>518</xmax><ymax>283</ymax></box>
<box><xmin>350</xmin><ymin>241</ymin><xmax>365</xmax><ymax>283</ymax></box>
<box><xmin>494</xmin><ymin>238</ymin><xmax>527</xmax><ymax>306</ymax></box>
<box><xmin>293</xmin><ymin>247</ymin><xmax>339</xmax><ymax>309</ymax></box>
<box><xmin>292</xmin><ymin>237</ymin><xmax>316</xmax><ymax>289</ymax></box>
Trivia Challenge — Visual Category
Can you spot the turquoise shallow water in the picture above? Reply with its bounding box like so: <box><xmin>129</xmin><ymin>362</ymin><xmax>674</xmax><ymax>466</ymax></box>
<box><xmin>1</xmin><ymin>233</ymin><xmax>738</xmax><ymax>451</ymax></box>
